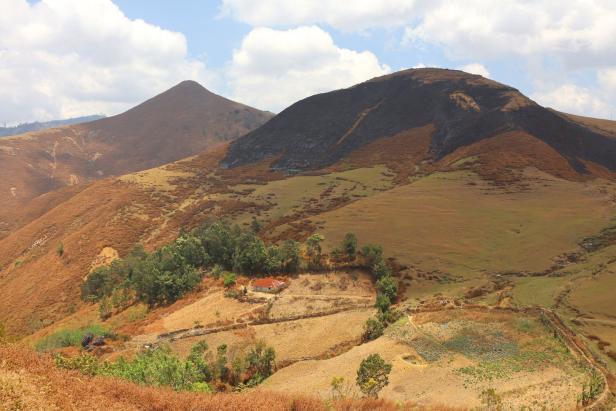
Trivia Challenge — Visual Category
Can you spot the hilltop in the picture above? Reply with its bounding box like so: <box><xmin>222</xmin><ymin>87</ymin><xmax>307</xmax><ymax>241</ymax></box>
<box><xmin>223</xmin><ymin>68</ymin><xmax>616</xmax><ymax>180</ymax></box>
<box><xmin>0</xmin><ymin>80</ymin><xmax>272</xmax><ymax>237</ymax></box>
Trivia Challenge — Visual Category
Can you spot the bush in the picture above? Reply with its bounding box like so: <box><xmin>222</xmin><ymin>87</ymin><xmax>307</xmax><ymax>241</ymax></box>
<box><xmin>223</xmin><ymin>272</ymin><xmax>237</xmax><ymax>287</ymax></box>
<box><xmin>232</xmin><ymin>232</ymin><xmax>267</xmax><ymax>274</ymax></box>
<box><xmin>362</xmin><ymin>317</ymin><xmax>385</xmax><ymax>342</ymax></box>
<box><xmin>376</xmin><ymin>276</ymin><xmax>398</xmax><ymax>303</ymax></box>
<box><xmin>361</xmin><ymin>244</ymin><xmax>383</xmax><ymax>267</ymax></box>
<box><xmin>356</xmin><ymin>353</ymin><xmax>392</xmax><ymax>398</ymax></box>
<box><xmin>280</xmin><ymin>240</ymin><xmax>301</xmax><ymax>273</ymax></box>
<box><xmin>342</xmin><ymin>233</ymin><xmax>357</xmax><ymax>261</ymax></box>
<box><xmin>35</xmin><ymin>324</ymin><xmax>114</xmax><ymax>352</ymax></box>
<box><xmin>55</xmin><ymin>340</ymin><xmax>276</xmax><ymax>393</ymax></box>
<box><xmin>371</xmin><ymin>260</ymin><xmax>391</xmax><ymax>280</ymax></box>
<box><xmin>375</xmin><ymin>294</ymin><xmax>391</xmax><ymax>313</ymax></box>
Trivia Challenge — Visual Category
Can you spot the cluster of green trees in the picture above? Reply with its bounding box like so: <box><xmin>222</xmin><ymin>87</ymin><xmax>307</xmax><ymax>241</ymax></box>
<box><xmin>55</xmin><ymin>340</ymin><xmax>276</xmax><ymax>392</ymax></box>
<box><xmin>81</xmin><ymin>218</ymin><xmax>399</xmax><ymax>324</ymax></box>
<box><xmin>356</xmin><ymin>243</ymin><xmax>400</xmax><ymax>342</ymax></box>
<box><xmin>81</xmin><ymin>219</ymin><xmax>303</xmax><ymax>308</ymax></box>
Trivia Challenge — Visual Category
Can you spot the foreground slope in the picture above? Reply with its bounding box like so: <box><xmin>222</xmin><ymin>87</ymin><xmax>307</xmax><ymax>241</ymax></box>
<box><xmin>0</xmin><ymin>81</ymin><xmax>272</xmax><ymax>237</ymax></box>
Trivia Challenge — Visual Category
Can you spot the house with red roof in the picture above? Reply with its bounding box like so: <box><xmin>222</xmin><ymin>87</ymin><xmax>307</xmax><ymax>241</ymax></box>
<box><xmin>252</xmin><ymin>277</ymin><xmax>287</xmax><ymax>293</ymax></box>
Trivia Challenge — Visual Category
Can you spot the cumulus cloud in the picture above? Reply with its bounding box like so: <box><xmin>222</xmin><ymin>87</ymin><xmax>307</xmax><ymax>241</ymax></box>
<box><xmin>227</xmin><ymin>26</ymin><xmax>390</xmax><ymax>112</ymax></box>
<box><xmin>0</xmin><ymin>0</ymin><xmax>212</xmax><ymax>124</ymax></box>
<box><xmin>532</xmin><ymin>84</ymin><xmax>611</xmax><ymax>118</ymax></box>
<box><xmin>457</xmin><ymin>63</ymin><xmax>490</xmax><ymax>78</ymax></box>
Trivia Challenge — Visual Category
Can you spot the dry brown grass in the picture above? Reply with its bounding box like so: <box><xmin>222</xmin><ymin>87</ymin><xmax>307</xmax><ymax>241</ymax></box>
<box><xmin>0</xmin><ymin>344</ymin><xmax>461</xmax><ymax>411</ymax></box>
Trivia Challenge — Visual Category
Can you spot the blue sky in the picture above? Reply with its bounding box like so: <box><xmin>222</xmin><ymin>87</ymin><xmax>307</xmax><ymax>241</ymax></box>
<box><xmin>2</xmin><ymin>0</ymin><xmax>616</xmax><ymax>124</ymax></box>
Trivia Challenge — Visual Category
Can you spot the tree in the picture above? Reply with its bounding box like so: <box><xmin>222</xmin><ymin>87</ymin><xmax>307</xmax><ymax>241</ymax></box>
<box><xmin>356</xmin><ymin>353</ymin><xmax>392</xmax><ymax>398</ymax></box>
<box><xmin>371</xmin><ymin>259</ymin><xmax>391</xmax><ymax>280</ymax></box>
<box><xmin>280</xmin><ymin>240</ymin><xmax>301</xmax><ymax>273</ymax></box>
<box><xmin>342</xmin><ymin>233</ymin><xmax>357</xmax><ymax>261</ymax></box>
<box><xmin>306</xmin><ymin>233</ymin><xmax>325</xmax><ymax>269</ymax></box>
<box><xmin>362</xmin><ymin>317</ymin><xmax>384</xmax><ymax>342</ymax></box>
<box><xmin>375</xmin><ymin>294</ymin><xmax>391</xmax><ymax>313</ymax></box>
<box><xmin>361</xmin><ymin>244</ymin><xmax>383</xmax><ymax>267</ymax></box>
<box><xmin>264</xmin><ymin>245</ymin><xmax>283</xmax><ymax>273</ymax></box>
<box><xmin>376</xmin><ymin>275</ymin><xmax>398</xmax><ymax>303</ymax></box>
<box><xmin>232</xmin><ymin>232</ymin><xmax>267</xmax><ymax>274</ymax></box>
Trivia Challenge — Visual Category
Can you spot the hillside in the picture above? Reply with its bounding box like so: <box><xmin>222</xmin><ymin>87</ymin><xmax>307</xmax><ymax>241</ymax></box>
<box><xmin>222</xmin><ymin>69</ymin><xmax>616</xmax><ymax>180</ymax></box>
<box><xmin>0</xmin><ymin>81</ymin><xmax>273</xmax><ymax>237</ymax></box>
<box><xmin>0</xmin><ymin>115</ymin><xmax>106</xmax><ymax>138</ymax></box>
<box><xmin>2</xmin><ymin>68</ymin><xmax>616</xmax><ymax>408</ymax></box>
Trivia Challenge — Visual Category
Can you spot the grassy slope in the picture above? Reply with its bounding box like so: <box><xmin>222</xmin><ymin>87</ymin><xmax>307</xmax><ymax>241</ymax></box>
<box><xmin>317</xmin><ymin>170</ymin><xmax>615</xmax><ymax>274</ymax></box>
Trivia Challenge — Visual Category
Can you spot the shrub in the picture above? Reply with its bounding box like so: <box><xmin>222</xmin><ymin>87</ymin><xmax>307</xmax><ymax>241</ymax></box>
<box><xmin>376</xmin><ymin>276</ymin><xmax>398</xmax><ymax>303</ymax></box>
<box><xmin>375</xmin><ymin>294</ymin><xmax>391</xmax><ymax>313</ymax></box>
<box><xmin>361</xmin><ymin>244</ymin><xmax>383</xmax><ymax>267</ymax></box>
<box><xmin>342</xmin><ymin>233</ymin><xmax>357</xmax><ymax>261</ymax></box>
<box><xmin>371</xmin><ymin>260</ymin><xmax>391</xmax><ymax>280</ymax></box>
<box><xmin>356</xmin><ymin>353</ymin><xmax>392</xmax><ymax>398</ymax></box>
<box><xmin>223</xmin><ymin>272</ymin><xmax>237</xmax><ymax>288</ymax></box>
<box><xmin>280</xmin><ymin>240</ymin><xmax>301</xmax><ymax>273</ymax></box>
<box><xmin>362</xmin><ymin>317</ymin><xmax>385</xmax><ymax>342</ymax></box>
<box><xmin>306</xmin><ymin>234</ymin><xmax>325</xmax><ymax>270</ymax></box>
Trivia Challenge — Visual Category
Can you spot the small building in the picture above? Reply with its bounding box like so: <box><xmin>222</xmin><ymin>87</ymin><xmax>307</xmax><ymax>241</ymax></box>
<box><xmin>252</xmin><ymin>278</ymin><xmax>287</xmax><ymax>293</ymax></box>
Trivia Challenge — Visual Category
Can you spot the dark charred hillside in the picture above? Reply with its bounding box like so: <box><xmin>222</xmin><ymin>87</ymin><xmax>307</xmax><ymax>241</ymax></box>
<box><xmin>221</xmin><ymin>68</ymin><xmax>616</xmax><ymax>174</ymax></box>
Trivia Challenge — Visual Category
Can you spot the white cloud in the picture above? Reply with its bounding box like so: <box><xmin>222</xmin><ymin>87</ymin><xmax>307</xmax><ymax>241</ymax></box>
<box><xmin>0</xmin><ymin>0</ymin><xmax>212</xmax><ymax>124</ymax></box>
<box><xmin>220</xmin><ymin>0</ymin><xmax>427</xmax><ymax>32</ymax></box>
<box><xmin>457</xmin><ymin>63</ymin><xmax>490</xmax><ymax>78</ymax></box>
<box><xmin>532</xmin><ymin>84</ymin><xmax>610</xmax><ymax>118</ymax></box>
<box><xmin>227</xmin><ymin>26</ymin><xmax>390</xmax><ymax>112</ymax></box>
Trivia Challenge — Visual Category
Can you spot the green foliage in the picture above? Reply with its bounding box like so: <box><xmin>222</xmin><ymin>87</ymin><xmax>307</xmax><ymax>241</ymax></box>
<box><xmin>371</xmin><ymin>259</ymin><xmax>391</xmax><ymax>280</ymax></box>
<box><xmin>232</xmin><ymin>232</ymin><xmax>267</xmax><ymax>274</ymax></box>
<box><xmin>375</xmin><ymin>293</ymin><xmax>391</xmax><ymax>313</ymax></box>
<box><xmin>223</xmin><ymin>272</ymin><xmax>237</xmax><ymax>288</ymax></box>
<box><xmin>35</xmin><ymin>324</ymin><xmax>114</xmax><ymax>352</ymax></box>
<box><xmin>362</xmin><ymin>317</ymin><xmax>385</xmax><ymax>342</ymax></box>
<box><xmin>99</xmin><ymin>297</ymin><xmax>113</xmax><ymax>320</ymax></box>
<box><xmin>55</xmin><ymin>339</ymin><xmax>275</xmax><ymax>393</ymax></box>
<box><xmin>54</xmin><ymin>352</ymin><xmax>100</xmax><ymax>376</ymax></box>
<box><xmin>376</xmin><ymin>275</ymin><xmax>397</xmax><ymax>302</ymax></box>
<box><xmin>264</xmin><ymin>245</ymin><xmax>283</xmax><ymax>273</ymax></box>
<box><xmin>361</xmin><ymin>244</ymin><xmax>383</xmax><ymax>267</ymax></box>
<box><xmin>579</xmin><ymin>369</ymin><xmax>604</xmax><ymax>406</ymax></box>
<box><xmin>280</xmin><ymin>240</ymin><xmax>301</xmax><ymax>273</ymax></box>
<box><xmin>342</xmin><ymin>233</ymin><xmax>358</xmax><ymax>260</ymax></box>
<box><xmin>306</xmin><ymin>233</ymin><xmax>325</xmax><ymax>269</ymax></box>
<box><xmin>56</xmin><ymin>242</ymin><xmax>64</xmax><ymax>257</ymax></box>
<box><xmin>356</xmin><ymin>353</ymin><xmax>392</xmax><ymax>398</ymax></box>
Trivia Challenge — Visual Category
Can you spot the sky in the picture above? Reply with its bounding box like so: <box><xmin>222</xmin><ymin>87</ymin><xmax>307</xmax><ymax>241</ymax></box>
<box><xmin>2</xmin><ymin>0</ymin><xmax>616</xmax><ymax>125</ymax></box>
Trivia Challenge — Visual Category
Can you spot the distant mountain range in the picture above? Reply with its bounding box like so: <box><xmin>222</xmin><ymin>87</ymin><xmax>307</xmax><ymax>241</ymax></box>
<box><xmin>0</xmin><ymin>115</ymin><xmax>106</xmax><ymax>137</ymax></box>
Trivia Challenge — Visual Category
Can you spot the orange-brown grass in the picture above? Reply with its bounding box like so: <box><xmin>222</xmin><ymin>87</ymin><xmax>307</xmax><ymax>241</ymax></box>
<box><xmin>0</xmin><ymin>344</ymin><xmax>461</xmax><ymax>411</ymax></box>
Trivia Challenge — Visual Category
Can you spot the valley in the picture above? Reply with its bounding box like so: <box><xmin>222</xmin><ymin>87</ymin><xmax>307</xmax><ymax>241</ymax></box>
<box><xmin>2</xmin><ymin>68</ymin><xmax>616</xmax><ymax>410</ymax></box>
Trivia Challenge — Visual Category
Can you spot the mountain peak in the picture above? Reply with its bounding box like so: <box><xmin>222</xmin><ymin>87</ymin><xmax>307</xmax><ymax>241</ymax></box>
<box><xmin>222</xmin><ymin>68</ymin><xmax>616</xmax><ymax>178</ymax></box>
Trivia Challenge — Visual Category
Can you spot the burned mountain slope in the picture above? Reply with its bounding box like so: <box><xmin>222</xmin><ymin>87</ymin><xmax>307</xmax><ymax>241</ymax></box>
<box><xmin>222</xmin><ymin>68</ymin><xmax>616</xmax><ymax>176</ymax></box>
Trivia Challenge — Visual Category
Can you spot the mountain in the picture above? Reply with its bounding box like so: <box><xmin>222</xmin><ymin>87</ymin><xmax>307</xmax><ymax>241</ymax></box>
<box><xmin>0</xmin><ymin>81</ymin><xmax>273</xmax><ymax>237</ymax></box>
<box><xmin>222</xmin><ymin>68</ymin><xmax>616</xmax><ymax>179</ymax></box>
<box><xmin>0</xmin><ymin>115</ymin><xmax>106</xmax><ymax>137</ymax></box>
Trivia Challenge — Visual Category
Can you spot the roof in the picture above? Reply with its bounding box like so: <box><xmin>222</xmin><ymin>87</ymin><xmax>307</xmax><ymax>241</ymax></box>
<box><xmin>253</xmin><ymin>278</ymin><xmax>286</xmax><ymax>288</ymax></box>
